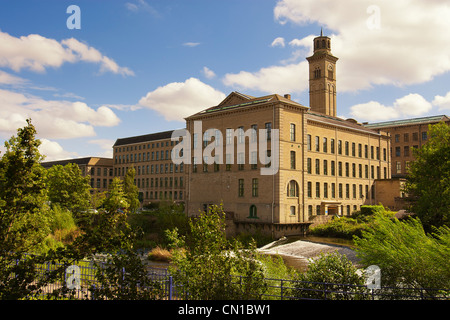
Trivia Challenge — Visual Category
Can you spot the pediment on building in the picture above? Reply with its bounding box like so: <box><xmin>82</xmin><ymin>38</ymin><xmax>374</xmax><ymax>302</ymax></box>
<box><xmin>217</xmin><ymin>91</ymin><xmax>255</xmax><ymax>107</ymax></box>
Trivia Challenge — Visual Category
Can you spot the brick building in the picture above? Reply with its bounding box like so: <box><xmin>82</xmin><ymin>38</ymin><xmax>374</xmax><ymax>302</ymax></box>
<box><xmin>41</xmin><ymin>157</ymin><xmax>114</xmax><ymax>194</ymax></box>
<box><xmin>112</xmin><ymin>130</ymin><xmax>186</xmax><ymax>206</ymax></box>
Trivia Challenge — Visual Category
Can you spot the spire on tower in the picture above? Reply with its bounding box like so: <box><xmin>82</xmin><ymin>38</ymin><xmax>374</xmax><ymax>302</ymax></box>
<box><xmin>320</xmin><ymin>28</ymin><xmax>323</xmax><ymax>37</ymax></box>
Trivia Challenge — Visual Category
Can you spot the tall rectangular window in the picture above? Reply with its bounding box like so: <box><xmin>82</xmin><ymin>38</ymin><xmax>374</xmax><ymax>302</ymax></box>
<box><xmin>252</xmin><ymin>178</ymin><xmax>258</xmax><ymax>197</ymax></box>
<box><xmin>316</xmin><ymin>182</ymin><xmax>320</xmax><ymax>198</ymax></box>
<box><xmin>307</xmin><ymin>158</ymin><xmax>312</xmax><ymax>174</ymax></box>
<box><xmin>265</xmin><ymin>122</ymin><xmax>272</xmax><ymax>140</ymax></box>
<box><xmin>330</xmin><ymin>138</ymin><xmax>335</xmax><ymax>154</ymax></box>
<box><xmin>323</xmin><ymin>137</ymin><xmax>327</xmax><ymax>153</ymax></box>
<box><xmin>238</xmin><ymin>179</ymin><xmax>244</xmax><ymax>197</ymax></box>
<box><xmin>290</xmin><ymin>123</ymin><xmax>296</xmax><ymax>141</ymax></box>
<box><xmin>307</xmin><ymin>134</ymin><xmax>311</xmax><ymax>151</ymax></box>
<box><xmin>315</xmin><ymin>136</ymin><xmax>320</xmax><ymax>152</ymax></box>
<box><xmin>290</xmin><ymin>151</ymin><xmax>296</xmax><ymax>169</ymax></box>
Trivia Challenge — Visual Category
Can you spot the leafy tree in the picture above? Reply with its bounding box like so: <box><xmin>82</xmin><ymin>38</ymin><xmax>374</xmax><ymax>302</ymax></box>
<box><xmin>293</xmin><ymin>252</ymin><xmax>366</xmax><ymax>300</ymax></box>
<box><xmin>123</xmin><ymin>166</ymin><xmax>140</xmax><ymax>213</ymax></box>
<box><xmin>354</xmin><ymin>213</ymin><xmax>450</xmax><ymax>293</ymax></box>
<box><xmin>405</xmin><ymin>122</ymin><xmax>450</xmax><ymax>231</ymax></box>
<box><xmin>103</xmin><ymin>177</ymin><xmax>129</xmax><ymax>214</ymax></box>
<box><xmin>46</xmin><ymin>163</ymin><xmax>91</xmax><ymax>213</ymax></box>
<box><xmin>166</xmin><ymin>204</ymin><xmax>267</xmax><ymax>300</ymax></box>
<box><xmin>0</xmin><ymin>119</ymin><xmax>50</xmax><ymax>254</ymax></box>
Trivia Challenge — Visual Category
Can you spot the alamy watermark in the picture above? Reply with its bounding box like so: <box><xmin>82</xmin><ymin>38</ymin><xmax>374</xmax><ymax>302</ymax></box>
<box><xmin>366</xmin><ymin>5</ymin><xmax>381</xmax><ymax>30</ymax></box>
<box><xmin>67</xmin><ymin>5</ymin><xmax>81</xmax><ymax>30</ymax></box>
<box><xmin>170</xmin><ymin>121</ymin><xmax>280</xmax><ymax>175</ymax></box>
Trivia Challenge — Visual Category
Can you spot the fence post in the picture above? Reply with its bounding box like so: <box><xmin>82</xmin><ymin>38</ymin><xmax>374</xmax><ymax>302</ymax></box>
<box><xmin>168</xmin><ymin>276</ymin><xmax>173</xmax><ymax>300</ymax></box>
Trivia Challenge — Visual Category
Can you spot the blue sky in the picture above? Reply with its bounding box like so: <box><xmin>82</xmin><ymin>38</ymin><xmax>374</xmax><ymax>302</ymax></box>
<box><xmin>1</xmin><ymin>0</ymin><xmax>450</xmax><ymax>160</ymax></box>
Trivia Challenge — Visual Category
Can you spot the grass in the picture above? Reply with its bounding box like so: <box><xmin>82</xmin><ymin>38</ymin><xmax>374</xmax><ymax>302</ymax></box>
<box><xmin>147</xmin><ymin>246</ymin><xmax>172</xmax><ymax>262</ymax></box>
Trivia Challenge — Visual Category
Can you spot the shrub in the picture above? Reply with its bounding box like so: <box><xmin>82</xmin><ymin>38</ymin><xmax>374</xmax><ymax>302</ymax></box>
<box><xmin>292</xmin><ymin>251</ymin><xmax>367</xmax><ymax>300</ymax></box>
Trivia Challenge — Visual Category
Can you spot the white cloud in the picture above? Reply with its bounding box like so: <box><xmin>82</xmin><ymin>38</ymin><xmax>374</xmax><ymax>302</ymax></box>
<box><xmin>138</xmin><ymin>77</ymin><xmax>226</xmax><ymax>122</ymax></box>
<box><xmin>39</xmin><ymin>139</ymin><xmax>78</xmax><ymax>161</ymax></box>
<box><xmin>202</xmin><ymin>66</ymin><xmax>216</xmax><ymax>79</ymax></box>
<box><xmin>125</xmin><ymin>0</ymin><xmax>159</xmax><ymax>16</ymax></box>
<box><xmin>88</xmin><ymin>139</ymin><xmax>115</xmax><ymax>158</ymax></box>
<box><xmin>273</xmin><ymin>0</ymin><xmax>450</xmax><ymax>92</ymax></box>
<box><xmin>183</xmin><ymin>42</ymin><xmax>201</xmax><ymax>47</ymax></box>
<box><xmin>223</xmin><ymin>61</ymin><xmax>308</xmax><ymax>95</ymax></box>
<box><xmin>432</xmin><ymin>91</ymin><xmax>450</xmax><ymax>111</ymax></box>
<box><xmin>0</xmin><ymin>70</ymin><xmax>28</xmax><ymax>85</ymax></box>
<box><xmin>0</xmin><ymin>88</ymin><xmax>121</xmax><ymax>139</ymax></box>
<box><xmin>271</xmin><ymin>37</ymin><xmax>285</xmax><ymax>48</ymax></box>
<box><xmin>225</xmin><ymin>0</ymin><xmax>450</xmax><ymax>95</ymax></box>
<box><xmin>0</xmin><ymin>30</ymin><xmax>133</xmax><ymax>76</ymax></box>
<box><xmin>350</xmin><ymin>93</ymin><xmax>432</xmax><ymax>121</ymax></box>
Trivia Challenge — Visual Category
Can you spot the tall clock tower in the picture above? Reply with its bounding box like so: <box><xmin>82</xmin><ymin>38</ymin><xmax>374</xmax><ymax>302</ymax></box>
<box><xmin>306</xmin><ymin>30</ymin><xmax>338</xmax><ymax>117</ymax></box>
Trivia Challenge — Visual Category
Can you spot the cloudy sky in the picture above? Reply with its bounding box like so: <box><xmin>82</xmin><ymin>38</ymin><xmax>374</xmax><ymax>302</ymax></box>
<box><xmin>1</xmin><ymin>0</ymin><xmax>450</xmax><ymax>161</ymax></box>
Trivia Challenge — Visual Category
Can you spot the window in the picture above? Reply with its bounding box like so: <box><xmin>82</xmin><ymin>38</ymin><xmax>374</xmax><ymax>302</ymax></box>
<box><xmin>422</xmin><ymin>132</ymin><xmax>428</xmax><ymax>141</ymax></box>
<box><xmin>323</xmin><ymin>137</ymin><xmax>327</xmax><ymax>153</ymax></box>
<box><xmin>404</xmin><ymin>133</ymin><xmax>409</xmax><ymax>142</ymax></box>
<box><xmin>251</xmin><ymin>125</ymin><xmax>257</xmax><ymax>143</ymax></box>
<box><xmin>331</xmin><ymin>160</ymin><xmax>335</xmax><ymax>176</ymax></box>
<box><xmin>290</xmin><ymin>123</ymin><xmax>296</xmax><ymax>141</ymax></box>
<box><xmin>238</xmin><ymin>179</ymin><xmax>244</xmax><ymax>197</ymax></box>
<box><xmin>238</xmin><ymin>152</ymin><xmax>244</xmax><ymax>170</ymax></box>
<box><xmin>316</xmin><ymin>182</ymin><xmax>320</xmax><ymax>198</ymax></box>
<box><xmin>395</xmin><ymin>147</ymin><xmax>401</xmax><ymax>157</ymax></box>
<box><xmin>237</xmin><ymin>126</ymin><xmax>244</xmax><ymax>144</ymax></box>
<box><xmin>396</xmin><ymin>161</ymin><xmax>401</xmax><ymax>174</ymax></box>
<box><xmin>251</xmin><ymin>151</ymin><xmax>258</xmax><ymax>170</ymax></box>
<box><xmin>265</xmin><ymin>122</ymin><xmax>272</xmax><ymax>140</ymax></box>
<box><xmin>307</xmin><ymin>182</ymin><xmax>312</xmax><ymax>198</ymax></box>
<box><xmin>338</xmin><ymin>161</ymin><xmax>342</xmax><ymax>176</ymax></box>
<box><xmin>226</xmin><ymin>153</ymin><xmax>232</xmax><ymax>171</ymax></box>
<box><xmin>288</xmin><ymin>180</ymin><xmax>299</xmax><ymax>197</ymax></box>
<box><xmin>290</xmin><ymin>206</ymin><xmax>296</xmax><ymax>216</ymax></box>
<box><xmin>345</xmin><ymin>141</ymin><xmax>349</xmax><ymax>156</ymax></box>
<box><xmin>307</xmin><ymin>158</ymin><xmax>312</xmax><ymax>174</ymax></box>
<box><xmin>290</xmin><ymin>151</ymin><xmax>296</xmax><ymax>169</ymax></box>
<box><xmin>352</xmin><ymin>143</ymin><xmax>355</xmax><ymax>157</ymax></box>
<box><xmin>315</xmin><ymin>136</ymin><xmax>320</xmax><ymax>152</ymax></box>
<box><xmin>412</xmin><ymin>132</ymin><xmax>418</xmax><ymax>141</ymax></box>
<box><xmin>323</xmin><ymin>160</ymin><xmax>328</xmax><ymax>175</ymax></box>
<box><xmin>331</xmin><ymin>183</ymin><xmax>336</xmax><ymax>198</ymax></box>
<box><xmin>315</xmin><ymin>159</ymin><xmax>320</xmax><ymax>174</ymax></box>
<box><xmin>404</xmin><ymin>146</ymin><xmax>410</xmax><ymax>157</ymax></box>
<box><xmin>249</xmin><ymin>205</ymin><xmax>257</xmax><ymax>218</ymax></box>
<box><xmin>324</xmin><ymin>183</ymin><xmax>328</xmax><ymax>198</ymax></box>
<box><xmin>338</xmin><ymin>140</ymin><xmax>342</xmax><ymax>154</ymax></box>
<box><xmin>307</xmin><ymin>134</ymin><xmax>311</xmax><ymax>151</ymax></box>
<box><xmin>252</xmin><ymin>178</ymin><xmax>258</xmax><ymax>197</ymax></box>
<box><xmin>395</xmin><ymin>134</ymin><xmax>400</xmax><ymax>143</ymax></box>
<box><xmin>330</xmin><ymin>139</ymin><xmax>335</xmax><ymax>154</ymax></box>
<box><xmin>226</xmin><ymin>128</ymin><xmax>233</xmax><ymax>145</ymax></box>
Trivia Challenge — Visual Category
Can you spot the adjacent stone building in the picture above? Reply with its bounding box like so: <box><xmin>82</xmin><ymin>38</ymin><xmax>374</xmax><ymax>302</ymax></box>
<box><xmin>41</xmin><ymin>157</ymin><xmax>114</xmax><ymax>194</ymax></box>
<box><xmin>112</xmin><ymin>130</ymin><xmax>186</xmax><ymax>206</ymax></box>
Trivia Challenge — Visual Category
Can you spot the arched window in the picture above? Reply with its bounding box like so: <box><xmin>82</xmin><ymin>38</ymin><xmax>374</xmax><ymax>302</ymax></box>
<box><xmin>249</xmin><ymin>205</ymin><xmax>257</xmax><ymax>218</ymax></box>
<box><xmin>287</xmin><ymin>180</ymin><xmax>299</xmax><ymax>197</ymax></box>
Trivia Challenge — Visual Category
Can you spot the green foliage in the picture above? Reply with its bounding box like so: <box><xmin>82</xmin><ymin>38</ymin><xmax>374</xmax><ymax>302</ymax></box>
<box><xmin>0</xmin><ymin>119</ymin><xmax>50</xmax><ymax>254</ymax></box>
<box><xmin>354</xmin><ymin>213</ymin><xmax>450</xmax><ymax>292</ymax></box>
<box><xmin>309</xmin><ymin>206</ymin><xmax>395</xmax><ymax>239</ymax></box>
<box><xmin>90</xmin><ymin>250</ymin><xmax>163</xmax><ymax>300</ymax></box>
<box><xmin>166</xmin><ymin>204</ymin><xmax>267</xmax><ymax>300</ymax></box>
<box><xmin>46</xmin><ymin>163</ymin><xmax>91</xmax><ymax>212</ymax></box>
<box><xmin>103</xmin><ymin>177</ymin><xmax>129</xmax><ymax>213</ymax></box>
<box><xmin>123</xmin><ymin>167</ymin><xmax>140</xmax><ymax>213</ymax></box>
<box><xmin>293</xmin><ymin>251</ymin><xmax>367</xmax><ymax>300</ymax></box>
<box><xmin>405</xmin><ymin>122</ymin><xmax>450</xmax><ymax>231</ymax></box>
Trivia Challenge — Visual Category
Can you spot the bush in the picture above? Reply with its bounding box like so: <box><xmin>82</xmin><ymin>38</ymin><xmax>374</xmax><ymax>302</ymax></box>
<box><xmin>293</xmin><ymin>252</ymin><xmax>367</xmax><ymax>300</ymax></box>
<box><xmin>354</xmin><ymin>213</ymin><xmax>450</xmax><ymax>292</ymax></box>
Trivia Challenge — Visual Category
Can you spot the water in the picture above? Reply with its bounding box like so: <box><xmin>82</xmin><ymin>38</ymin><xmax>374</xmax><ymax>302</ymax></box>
<box><xmin>258</xmin><ymin>236</ymin><xmax>359</xmax><ymax>272</ymax></box>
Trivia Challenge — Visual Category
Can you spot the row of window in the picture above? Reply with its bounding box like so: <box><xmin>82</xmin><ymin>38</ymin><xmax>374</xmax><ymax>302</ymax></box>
<box><xmin>238</xmin><ymin>178</ymin><xmax>259</xmax><ymax>197</ymax></box>
<box><xmin>394</xmin><ymin>145</ymin><xmax>419</xmax><ymax>157</ymax></box>
<box><xmin>307</xmin><ymin>204</ymin><xmax>360</xmax><ymax>216</ymax></box>
<box><xmin>306</xmin><ymin>134</ymin><xmax>387</xmax><ymax>161</ymax></box>
<box><xmin>305</xmin><ymin>181</ymin><xmax>375</xmax><ymax>200</ymax></box>
<box><xmin>286</xmin><ymin>179</ymin><xmax>375</xmax><ymax>200</ymax></box>
<box><xmin>305</xmin><ymin>158</ymin><xmax>387</xmax><ymax>179</ymax></box>
<box><xmin>114</xmin><ymin>163</ymin><xmax>184</xmax><ymax>176</ymax></box>
<box><xmin>146</xmin><ymin>190</ymin><xmax>183</xmax><ymax>201</ymax></box>
<box><xmin>115</xmin><ymin>140</ymin><xmax>175</xmax><ymax>153</ymax></box>
<box><xmin>83</xmin><ymin>167</ymin><xmax>113</xmax><ymax>177</ymax></box>
<box><xmin>393</xmin><ymin>131</ymin><xmax>427</xmax><ymax>143</ymax></box>
<box><xmin>115</xmin><ymin>149</ymin><xmax>174</xmax><ymax>164</ymax></box>
<box><xmin>136</xmin><ymin>176</ymin><xmax>184</xmax><ymax>189</ymax></box>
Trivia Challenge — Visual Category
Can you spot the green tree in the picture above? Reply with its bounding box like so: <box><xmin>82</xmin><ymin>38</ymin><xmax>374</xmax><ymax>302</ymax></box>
<box><xmin>293</xmin><ymin>252</ymin><xmax>366</xmax><ymax>300</ymax></box>
<box><xmin>354</xmin><ymin>213</ymin><xmax>450</xmax><ymax>293</ymax></box>
<box><xmin>405</xmin><ymin>122</ymin><xmax>450</xmax><ymax>231</ymax></box>
<box><xmin>103</xmin><ymin>177</ymin><xmax>129</xmax><ymax>213</ymax></box>
<box><xmin>46</xmin><ymin>163</ymin><xmax>92</xmax><ymax>213</ymax></box>
<box><xmin>166</xmin><ymin>204</ymin><xmax>267</xmax><ymax>300</ymax></box>
<box><xmin>123</xmin><ymin>166</ymin><xmax>140</xmax><ymax>213</ymax></box>
<box><xmin>0</xmin><ymin>119</ymin><xmax>50</xmax><ymax>254</ymax></box>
